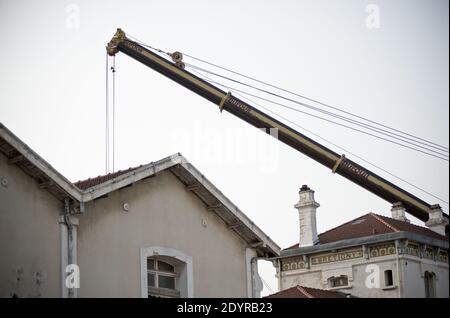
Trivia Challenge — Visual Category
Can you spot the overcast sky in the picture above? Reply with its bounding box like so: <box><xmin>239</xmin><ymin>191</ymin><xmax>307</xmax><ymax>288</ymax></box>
<box><xmin>0</xmin><ymin>0</ymin><xmax>448</xmax><ymax>296</ymax></box>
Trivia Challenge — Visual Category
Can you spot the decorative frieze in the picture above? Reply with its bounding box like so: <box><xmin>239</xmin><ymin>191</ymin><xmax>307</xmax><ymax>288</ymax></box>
<box><xmin>281</xmin><ymin>248</ymin><xmax>365</xmax><ymax>272</ymax></box>
<box><xmin>369</xmin><ymin>244</ymin><xmax>396</xmax><ymax>258</ymax></box>
<box><xmin>281</xmin><ymin>257</ymin><xmax>308</xmax><ymax>272</ymax></box>
<box><xmin>311</xmin><ymin>249</ymin><xmax>363</xmax><ymax>265</ymax></box>
<box><xmin>280</xmin><ymin>241</ymin><xmax>448</xmax><ymax>273</ymax></box>
<box><xmin>404</xmin><ymin>243</ymin><xmax>420</xmax><ymax>257</ymax></box>
<box><xmin>395</xmin><ymin>242</ymin><xmax>448</xmax><ymax>264</ymax></box>
<box><xmin>438</xmin><ymin>251</ymin><xmax>448</xmax><ymax>263</ymax></box>
<box><xmin>422</xmin><ymin>247</ymin><xmax>435</xmax><ymax>261</ymax></box>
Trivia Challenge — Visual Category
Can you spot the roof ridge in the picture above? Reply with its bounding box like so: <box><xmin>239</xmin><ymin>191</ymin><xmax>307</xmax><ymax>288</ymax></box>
<box><xmin>266</xmin><ymin>285</ymin><xmax>296</xmax><ymax>297</ymax></box>
<box><xmin>296</xmin><ymin>285</ymin><xmax>314</xmax><ymax>298</ymax></box>
<box><xmin>74</xmin><ymin>165</ymin><xmax>143</xmax><ymax>185</ymax></box>
<box><xmin>370</xmin><ymin>212</ymin><xmax>400</xmax><ymax>232</ymax></box>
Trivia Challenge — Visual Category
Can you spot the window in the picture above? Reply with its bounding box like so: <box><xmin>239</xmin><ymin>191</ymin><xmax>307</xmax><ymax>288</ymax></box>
<box><xmin>424</xmin><ymin>271</ymin><xmax>436</xmax><ymax>298</ymax></box>
<box><xmin>329</xmin><ymin>275</ymin><xmax>349</xmax><ymax>288</ymax></box>
<box><xmin>147</xmin><ymin>258</ymin><xmax>180</xmax><ymax>298</ymax></box>
<box><xmin>141</xmin><ymin>247</ymin><xmax>193</xmax><ymax>298</ymax></box>
<box><xmin>384</xmin><ymin>270</ymin><xmax>394</xmax><ymax>287</ymax></box>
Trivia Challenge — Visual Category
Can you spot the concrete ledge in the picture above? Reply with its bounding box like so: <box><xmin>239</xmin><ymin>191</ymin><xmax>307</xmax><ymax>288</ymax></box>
<box><xmin>278</xmin><ymin>231</ymin><xmax>449</xmax><ymax>259</ymax></box>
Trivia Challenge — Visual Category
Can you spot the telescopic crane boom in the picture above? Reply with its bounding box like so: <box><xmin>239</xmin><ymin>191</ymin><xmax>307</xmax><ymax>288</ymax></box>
<box><xmin>107</xmin><ymin>28</ymin><xmax>448</xmax><ymax>224</ymax></box>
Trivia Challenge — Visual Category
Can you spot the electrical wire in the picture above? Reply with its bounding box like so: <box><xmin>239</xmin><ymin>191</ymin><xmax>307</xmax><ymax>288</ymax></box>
<box><xmin>238</xmin><ymin>92</ymin><xmax>450</xmax><ymax>205</ymax></box>
<box><xmin>194</xmin><ymin>73</ymin><xmax>449</xmax><ymax>161</ymax></box>
<box><xmin>183</xmin><ymin>53</ymin><xmax>449</xmax><ymax>152</ymax></box>
<box><xmin>189</xmin><ymin>68</ymin><xmax>449</xmax><ymax>205</ymax></box>
<box><xmin>125</xmin><ymin>34</ymin><xmax>449</xmax><ymax>157</ymax></box>
<box><xmin>118</xmin><ymin>36</ymin><xmax>449</xmax><ymax>203</ymax></box>
<box><xmin>261</xmin><ymin>277</ymin><xmax>274</xmax><ymax>294</ymax></box>
<box><xmin>185</xmin><ymin>63</ymin><xmax>449</xmax><ymax>157</ymax></box>
<box><xmin>125</xmin><ymin>34</ymin><xmax>448</xmax><ymax>154</ymax></box>
<box><xmin>126</xmin><ymin>33</ymin><xmax>172</xmax><ymax>57</ymax></box>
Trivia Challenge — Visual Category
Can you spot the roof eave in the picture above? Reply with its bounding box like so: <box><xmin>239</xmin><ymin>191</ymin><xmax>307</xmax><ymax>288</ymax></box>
<box><xmin>277</xmin><ymin>231</ymin><xmax>449</xmax><ymax>259</ymax></box>
<box><xmin>0</xmin><ymin>123</ymin><xmax>83</xmax><ymax>202</ymax></box>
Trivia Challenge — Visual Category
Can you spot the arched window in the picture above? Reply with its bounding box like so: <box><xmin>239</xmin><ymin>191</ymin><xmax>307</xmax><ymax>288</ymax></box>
<box><xmin>147</xmin><ymin>257</ymin><xmax>180</xmax><ymax>298</ymax></box>
<box><xmin>329</xmin><ymin>275</ymin><xmax>349</xmax><ymax>288</ymax></box>
<box><xmin>140</xmin><ymin>246</ymin><xmax>193</xmax><ymax>298</ymax></box>
<box><xmin>424</xmin><ymin>271</ymin><xmax>436</xmax><ymax>298</ymax></box>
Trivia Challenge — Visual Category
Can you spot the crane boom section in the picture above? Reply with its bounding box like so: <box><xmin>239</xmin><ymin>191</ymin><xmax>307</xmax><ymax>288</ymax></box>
<box><xmin>107</xmin><ymin>28</ymin><xmax>443</xmax><ymax>223</ymax></box>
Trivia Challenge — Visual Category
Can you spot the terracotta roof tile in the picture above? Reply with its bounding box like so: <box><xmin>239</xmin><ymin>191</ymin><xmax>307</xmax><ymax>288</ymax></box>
<box><xmin>74</xmin><ymin>165</ymin><xmax>143</xmax><ymax>190</ymax></box>
<box><xmin>318</xmin><ymin>213</ymin><xmax>396</xmax><ymax>244</ymax></box>
<box><xmin>264</xmin><ymin>285</ymin><xmax>348</xmax><ymax>298</ymax></box>
<box><xmin>285</xmin><ymin>212</ymin><xmax>447</xmax><ymax>250</ymax></box>
<box><xmin>375</xmin><ymin>213</ymin><xmax>447</xmax><ymax>241</ymax></box>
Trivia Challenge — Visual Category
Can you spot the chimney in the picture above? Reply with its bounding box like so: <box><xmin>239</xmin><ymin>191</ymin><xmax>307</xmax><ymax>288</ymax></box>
<box><xmin>294</xmin><ymin>185</ymin><xmax>320</xmax><ymax>247</ymax></box>
<box><xmin>391</xmin><ymin>202</ymin><xmax>410</xmax><ymax>223</ymax></box>
<box><xmin>425</xmin><ymin>204</ymin><xmax>447</xmax><ymax>236</ymax></box>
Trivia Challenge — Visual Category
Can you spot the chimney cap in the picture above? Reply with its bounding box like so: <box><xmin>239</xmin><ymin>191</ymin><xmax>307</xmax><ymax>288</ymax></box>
<box><xmin>300</xmin><ymin>185</ymin><xmax>311</xmax><ymax>192</ymax></box>
<box><xmin>392</xmin><ymin>202</ymin><xmax>404</xmax><ymax>208</ymax></box>
<box><xmin>430</xmin><ymin>204</ymin><xmax>442</xmax><ymax>210</ymax></box>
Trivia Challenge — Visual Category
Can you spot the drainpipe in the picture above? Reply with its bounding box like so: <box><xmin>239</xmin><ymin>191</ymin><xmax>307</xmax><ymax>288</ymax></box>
<box><xmin>250</xmin><ymin>256</ymin><xmax>264</xmax><ymax>298</ymax></box>
<box><xmin>395</xmin><ymin>240</ymin><xmax>403</xmax><ymax>298</ymax></box>
<box><xmin>59</xmin><ymin>213</ymin><xmax>68</xmax><ymax>298</ymax></box>
<box><xmin>246</xmin><ymin>248</ymin><xmax>265</xmax><ymax>298</ymax></box>
<box><xmin>60</xmin><ymin>198</ymin><xmax>79</xmax><ymax>298</ymax></box>
<box><xmin>277</xmin><ymin>259</ymin><xmax>282</xmax><ymax>291</ymax></box>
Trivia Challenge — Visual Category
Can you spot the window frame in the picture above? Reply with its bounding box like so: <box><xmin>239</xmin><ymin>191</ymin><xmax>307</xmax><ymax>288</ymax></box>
<box><xmin>328</xmin><ymin>275</ymin><xmax>350</xmax><ymax>289</ymax></box>
<box><xmin>384</xmin><ymin>269</ymin><xmax>394</xmax><ymax>287</ymax></box>
<box><xmin>147</xmin><ymin>258</ymin><xmax>178</xmax><ymax>296</ymax></box>
<box><xmin>424</xmin><ymin>271</ymin><xmax>436</xmax><ymax>298</ymax></box>
<box><xmin>140</xmin><ymin>246</ymin><xmax>194</xmax><ymax>298</ymax></box>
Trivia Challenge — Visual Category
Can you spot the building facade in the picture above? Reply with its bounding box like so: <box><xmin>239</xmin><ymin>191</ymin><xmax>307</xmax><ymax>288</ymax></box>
<box><xmin>274</xmin><ymin>185</ymin><xmax>449</xmax><ymax>298</ymax></box>
<box><xmin>0</xmin><ymin>123</ymin><xmax>280</xmax><ymax>298</ymax></box>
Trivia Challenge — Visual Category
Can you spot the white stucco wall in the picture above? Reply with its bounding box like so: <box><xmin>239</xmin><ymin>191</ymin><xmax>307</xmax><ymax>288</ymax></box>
<box><xmin>350</xmin><ymin>259</ymin><xmax>399</xmax><ymax>298</ymax></box>
<box><xmin>281</xmin><ymin>269</ymin><xmax>322</xmax><ymax>290</ymax></box>
<box><xmin>279</xmin><ymin>246</ymin><xmax>449</xmax><ymax>298</ymax></box>
<box><xmin>280</xmin><ymin>256</ymin><xmax>400</xmax><ymax>298</ymax></box>
<box><xmin>0</xmin><ymin>152</ymin><xmax>61</xmax><ymax>297</ymax></box>
<box><xmin>77</xmin><ymin>170</ymin><xmax>251</xmax><ymax>297</ymax></box>
<box><xmin>401</xmin><ymin>256</ymin><xmax>449</xmax><ymax>298</ymax></box>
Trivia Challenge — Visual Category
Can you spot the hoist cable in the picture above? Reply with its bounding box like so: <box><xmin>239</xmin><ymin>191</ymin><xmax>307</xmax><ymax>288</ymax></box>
<box><xmin>112</xmin><ymin>56</ymin><xmax>116</xmax><ymax>173</ymax></box>
<box><xmin>105</xmin><ymin>52</ymin><xmax>109</xmax><ymax>174</ymax></box>
<box><xmin>183</xmin><ymin>53</ymin><xmax>449</xmax><ymax>152</ymax></box>
<box><xmin>188</xmin><ymin>68</ymin><xmax>449</xmax><ymax>205</ymax></box>
<box><xmin>118</xmin><ymin>36</ymin><xmax>449</xmax><ymax>203</ymax></box>
<box><xmin>236</xmin><ymin>91</ymin><xmax>450</xmax><ymax>205</ymax></box>
<box><xmin>185</xmin><ymin>63</ymin><xmax>448</xmax><ymax>156</ymax></box>
<box><xmin>196</xmin><ymin>75</ymin><xmax>449</xmax><ymax>162</ymax></box>
<box><xmin>123</xmin><ymin>34</ymin><xmax>448</xmax><ymax>152</ymax></box>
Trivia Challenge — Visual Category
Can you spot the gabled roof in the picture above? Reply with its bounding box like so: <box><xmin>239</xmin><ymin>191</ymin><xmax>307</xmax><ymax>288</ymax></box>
<box><xmin>264</xmin><ymin>285</ymin><xmax>349</xmax><ymax>298</ymax></box>
<box><xmin>0</xmin><ymin>123</ymin><xmax>82</xmax><ymax>202</ymax></box>
<box><xmin>0</xmin><ymin>122</ymin><xmax>280</xmax><ymax>257</ymax></box>
<box><xmin>285</xmin><ymin>212</ymin><xmax>447</xmax><ymax>251</ymax></box>
<box><xmin>76</xmin><ymin>154</ymin><xmax>281</xmax><ymax>257</ymax></box>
